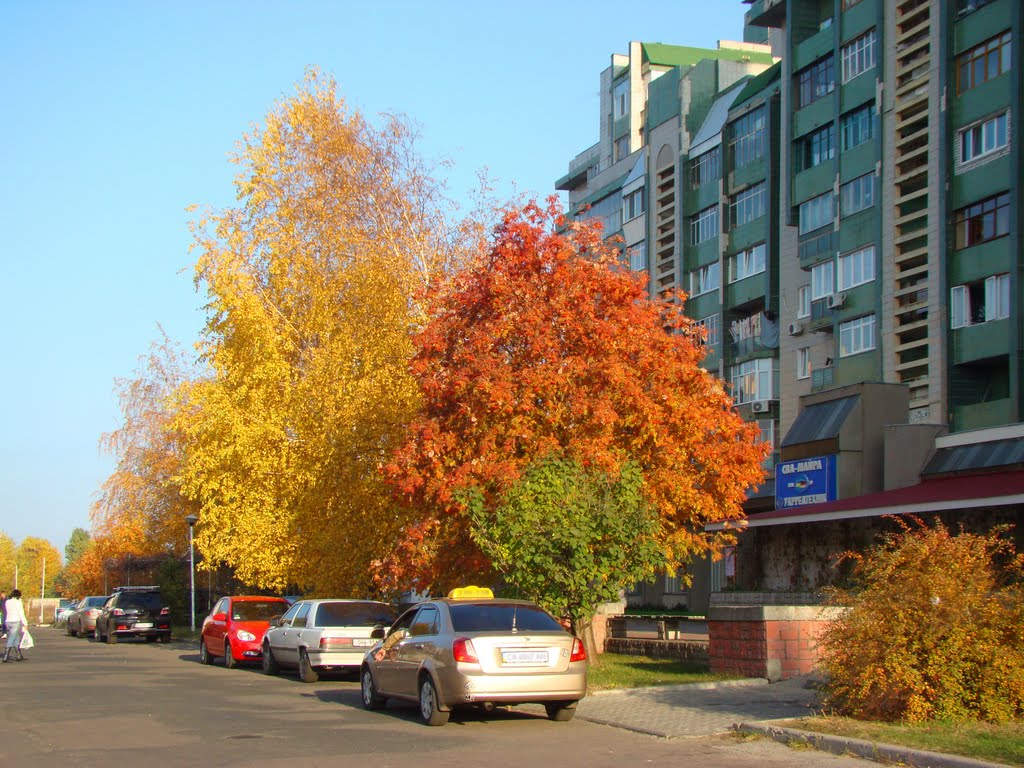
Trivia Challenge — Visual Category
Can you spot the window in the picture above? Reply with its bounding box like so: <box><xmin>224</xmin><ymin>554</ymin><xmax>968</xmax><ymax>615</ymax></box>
<box><xmin>728</xmin><ymin>243</ymin><xmax>766</xmax><ymax>283</ymax></box>
<box><xmin>410</xmin><ymin>605</ymin><xmax>439</xmax><ymax>636</ymax></box>
<box><xmin>951</xmin><ymin>274</ymin><xmax>1011</xmax><ymax>328</ymax></box>
<box><xmin>797</xmin><ymin>348</ymin><xmax>812</xmax><ymax>380</ymax></box>
<box><xmin>811</xmin><ymin>260</ymin><xmax>834</xmax><ymax>300</ymax></box>
<box><xmin>841</xmin><ymin>103</ymin><xmax>875</xmax><ymax>151</ymax></box>
<box><xmin>627</xmin><ymin>240</ymin><xmax>646</xmax><ymax>271</ymax></box>
<box><xmin>954</xmin><ymin>192</ymin><xmax>1010</xmax><ymax>249</ymax></box>
<box><xmin>729</xmin><ymin>183</ymin><xmax>766</xmax><ymax>228</ymax></box>
<box><xmin>689</xmin><ymin>262</ymin><xmax>720</xmax><ymax>297</ymax></box>
<box><xmin>842</xmin><ymin>0</ymin><xmax>864</xmax><ymax>8</ymax></box>
<box><xmin>956</xmin><ymin>0</ymin><xmax>997</xmax><ymax>12</ymax></box>
<box><xmin>797</xmin><ymin>285</ymin><xmax>811</xmax><ymax>318</ymax></box>
<box><xmin>696</xmin><ymin>314</ymin><xmax>720</xmax><ymax>346</ymax></box>
<box><xmin>796</xmin><ymin>56</ymin><xmax>835</xmax><ymax>109</ymax></box>
<box><xmin>799</xmin><ymin>192</ymin><xmax>834</xmax><ymax>235</ymax></box>
<box><xmin>838</xmin><ymin>245</ymin><xmax>875</xmax><ymax>290</ymax></box>
<box><xmin>615</xmin><ymin>135</ymin><xmax>630</xmax><ymax>162</ymax></box>
<box><xmin>579</xmin><ymin>190</ymin><xmax>623</xmax><ymax>236</ymax></box>
<box><xmin>796</xmin><ymin>123</ymin><xmax>835</xmax><ymax>172</ymax></box>
<box><xmin>613</xmin><ymin>79</ymin><xmax>629</xmax><ymax>119</ymax></box>
<box><xmin>292</xmin><ymin>602</ymin><xmax>311</xmax><ymax>629</ymax></box>
<box><xmin>839</xmin><ymin>314</ymin><xmax>876</xmax><ymax>357</ymax></box>
<box><xmin>840</xmin><ymin>173</ymin><xmax>874</xmax><ymax>216</ymax></box>
<box><xmin>689</xmin><ymin>147</ymin><xmax>721</xmax><ymax>189</ymax></box>
<box><xmin>729</xmin><ymin>107</ymin><xmax>766</xmax><ymax>169</ymax></box>
<box><xmin>957</xmin><ymin>31</ymin><xmax>1012</xmax><ymax>94</ymax></box>
<box><xmin>958</xmin><ymin>111</ymin><xmax>1010</xmax><ymax>165</ymax></box>
<box><xmin>623</xmin><ymin>188</ymin><xmax>645</xmax><ymax>221</ymax></box>
<box><xmin>729</xmin><ymin>358</ymin><xmax>775</xmax><ymax>404</ymax></box>
<box><xmin>690</xmin><ymin>205</ymin><xmax>719</xmax><ymax>245</ymax></box>
<box><xmin>842</xmin><ymin>29</ymin><xmax>877</xmax><ymax>82</ymax></box>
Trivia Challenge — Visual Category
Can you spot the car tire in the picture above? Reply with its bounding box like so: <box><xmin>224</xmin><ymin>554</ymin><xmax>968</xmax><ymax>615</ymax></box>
<box><xmin>224</xmin><ymin>640</ymin><xmax>238</xmax><ymax>669</ymax></box>
<box><xmin>200</xmin><ymin>638</ymin><xmax>213</xmax><ymax>665</ymax></box>
<box><xmin>360</xmin><ymin>666</ymin><xmax>385</xmax><ymax>710</ymax></box>
<box><xmin>262</xmin><ymin>641</ymin><xmax>279</xmax><ymax>675</ymax></box>
<box><xmin>544</xmin><ymin>702</ymin><xmax>577</xmax><ymax>722</ymax></box>
<box><xmin>298</xmin><ymin>649</ymin><xmax>319</xmax><ymax>683</ymax></box>
<box><xmin>65</xmin><ymin>622</ymin><xmax>74</xmax><ymax>636</ymax></box>
<box><xmin>418</xmin><ymin>677</ymin><xmax>449</xmax><ymax>726</ymax></box>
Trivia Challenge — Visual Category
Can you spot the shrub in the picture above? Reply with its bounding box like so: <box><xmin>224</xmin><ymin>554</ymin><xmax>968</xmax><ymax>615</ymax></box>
<box><xmin>818</xmin><ymin>517</ymin><xmax>1024</xmax><ymax>723</ymax></box>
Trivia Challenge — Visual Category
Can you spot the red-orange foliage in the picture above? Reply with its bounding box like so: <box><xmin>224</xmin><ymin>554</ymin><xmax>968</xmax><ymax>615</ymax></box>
<box><xmin>381</xmin><ymin>199</ymin><xmax>766</xmax><ymax>593</ymax></box>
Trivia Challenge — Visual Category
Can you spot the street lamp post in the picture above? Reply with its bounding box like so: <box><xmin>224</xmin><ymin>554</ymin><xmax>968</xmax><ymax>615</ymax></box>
<box><xmin>185</xmin><ymin>514</ymin><xmax>198</xmax><ymax>634</ymax></box>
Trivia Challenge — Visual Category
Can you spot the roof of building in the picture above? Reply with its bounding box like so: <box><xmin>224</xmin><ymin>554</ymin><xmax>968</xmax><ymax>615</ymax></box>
<box><xmin>923</xmin><ymin>436</ymin><xmax>1024</xmax><ymax>476</ymax></box>
<box><xmin>689</xmin><ymin>82</ymin><xmax>749</xmax><ymax>157</ymax></box>
<box><xmin>731</xmin><ymin>60</ymin><xmax>782</xmax><ymax>106</ymax></box>
<box><xmin>780</xmin><ymin>395</ymin><xmax>860</xmax><ymax>447</ymax></box>
<box><xmin>641</xmin><ymin>42</ymin><xmax>775</xmax><ymax>68</ymax></box>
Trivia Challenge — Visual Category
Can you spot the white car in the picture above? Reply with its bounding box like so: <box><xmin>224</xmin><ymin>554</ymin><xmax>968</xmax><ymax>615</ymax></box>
<box><xmin>262</xmin><ymin>599</ymin><xmax>395</xmax><ymax>682</ymax></box>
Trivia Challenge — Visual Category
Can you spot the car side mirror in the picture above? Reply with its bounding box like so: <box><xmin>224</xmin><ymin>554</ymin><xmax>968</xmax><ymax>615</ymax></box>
<box><xmin>371</xmin><ymin>625</ymin><xmax>385</xmax><ymax>639</ymax></box>
<box><xmin>212</xmin><ymin>612</ymin><xmax>227</xmax><ymax>622</ymax></box>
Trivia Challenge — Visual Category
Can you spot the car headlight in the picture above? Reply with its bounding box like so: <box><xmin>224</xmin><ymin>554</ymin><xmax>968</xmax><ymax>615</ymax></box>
<box><xmin>236</xmin><ymin>630</ymin><xmax>256</xmax><ymax>642</ymax></box>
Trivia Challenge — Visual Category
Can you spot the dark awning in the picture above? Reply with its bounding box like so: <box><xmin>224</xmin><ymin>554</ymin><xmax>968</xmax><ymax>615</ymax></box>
<box><xmin>781</xmin><ymin>395</ymin><xmax>859</xmax><ymax>448</ymax></box>
<box><xmin>924</xmin><ymin>437</ymin><xmax>1024</xmax><ymax>476</ymax></box>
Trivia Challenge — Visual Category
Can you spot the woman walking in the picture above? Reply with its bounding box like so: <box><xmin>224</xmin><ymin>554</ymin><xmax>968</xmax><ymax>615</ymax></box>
<box><xmin>3</xmin><ymin>589</ymin><xmax>27</xmax><ymax>662</ymax></box>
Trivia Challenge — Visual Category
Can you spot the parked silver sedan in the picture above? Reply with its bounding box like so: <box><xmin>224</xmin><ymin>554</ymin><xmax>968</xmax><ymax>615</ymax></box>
<box><xmin>65</xmin><ymin>595</ymin><xmax>108</xmax><ymax>637</ymax></box>
<box><xmin>262</xmin><ymin>599</ymin><xmax>395</xmax><ymax>682</ymax></box>
<box><xmin>359</xmin><ymin>588</ymin><xmax>588</xmax><ymax>726</ymax></box>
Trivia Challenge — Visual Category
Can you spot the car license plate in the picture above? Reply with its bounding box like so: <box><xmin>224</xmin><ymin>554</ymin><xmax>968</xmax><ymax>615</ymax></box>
<box><xmin>135</xmin><ymin>622</ymin><xmax>153</xmax><ymax>629</ymax></box>
<box><xmin>501</xmin><ymin>650</ymin><xmax>548</xmax><ymax>665</ymax></box>
<box><xmin>352</xmin><ymin>638</ymin><xmax>375</xmax><ymax>647</ymax></box>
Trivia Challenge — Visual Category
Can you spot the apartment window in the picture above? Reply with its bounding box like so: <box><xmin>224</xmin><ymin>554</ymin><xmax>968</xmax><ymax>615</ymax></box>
<box><xmin>838</xmin><ymin>245</ymin><xmax>875</xmax><ymax>290</ymax></box>
<box><xmin>728</xmin><ymin>243</ymin><xmax>766</xmax><ymax>283</ymax></box>
<box><xmin>613</xmin><ymin>79</ymin><xmax>629</xmax><ymax>119</ymax></box>
<box><xmin>954</xmin><ymin>192</ymin><xmax>1010</xmax><ymax>249</ymax></box>
<box><xmin>951</xmin><ymin>274</ymin><xmax>1010</xmax><ymax>328</ymax></box>
<box><xmin>690</xmin><ymin>205</ymin><xmax>719</xmax><ymax>245</ymax></box>
<box><xmin>840</xmin><ymin>103</ymin><xmax>875</xmax><ymax>151</ymax></box>
<box><xmin>729</xmin><ymin>183</ymin><xmax>766</xmax><ymax>228</ymax></box>
<box><xmin>956</xmin><ymin>0</ymin><xmax>997</xmax><ymax>11</ymax></box>
<box><xmin>696</xmin><ymin>314</ymin><xmax>720</xmax><ymax>346</ymax></box>
<box><xmin>627</xmin><ymin>240</ymin><xmax>646</xmax><ymax>272</ymax></box>
<box><xmin>623</xmin><ymin>188</ymin><xmax>645</xmax><ymax>221</ymax></box>
<box><xmin>796</xmin><ymin>123</ymin><xmax>835</xmax><ymax>172</ymax></box>
<box><xmin>811</xmin><ymin>260</ymin><xmax>834</xmax><ymax>301</ymax></box>
<box><xmin>958</xmin><ymin>111</ymin><xmax>1010</xmax><ymax>165</ymax></box>
<box><xmin>797</xmin><ymin>347</ymin><xmax>812</xmax><ymax>380</ymax></box>
<box><xmin>839</xmin><ymin>314</ymin><xmax>876</xmax><ymax>357</ymax></box>
<box><xmin>689</xmin><ymin>147</ymin><xmax>721</xmax><ymax>189</ymax></box>
<box><xmin>579</xmin><ymin>190</ymin><xmax>623</xmax><ymax>237</ymax></box>
<box><xmin>689</xmin><ymin>262</ymin><xmax>721</xmax><ymax>297</ymax></box>
<box><xmin>842</xmin><ymin>29</ymin><xmax>877</xmax><ymax>82</ymax></box>
<box><xmin>841</xmin><ymin>0</ymin><xmax>864</xmax><ymax>8</ymax></box>
<box><xmin>730</xmin><ymin>358</ymin><xmax>775</xmax><ymax>404</ymax></box>
<box><xmin>840</xmin><ymin>173</ymin><xmax>875</xmax><ymax>217</ymax></box>
<box><xmin>797</xmin><ymin>285</ymin><xmax>811</xmax><ymax>318</ymax></box>
<box><xmin>796</xmin><ymin>56</ymin><xmax>835</xmax><ymax>109</ymax></box>
<box><xmin>957</xmin><ymin>31</ymin><xmax>1012</xmax><ymax>94</ymax></box>
<box><xmin>729</xmin><ymin>107</ymin><xmax>766</xmax><ymax>169</ymax></box>
<box><xmin>615</xmin><ymin>135</ymin><xmax>630</xmax><ymax>162</ymax></box>
<box><xmin>799</xmin><ymin>192</ymin><xmax>835</xmax><ymax>235</ymax></box>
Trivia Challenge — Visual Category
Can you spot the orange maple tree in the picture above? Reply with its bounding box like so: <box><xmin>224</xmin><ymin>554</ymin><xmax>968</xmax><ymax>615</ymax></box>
<box><xmin>381</xmin><ymin>199</ymin><xmax>767</xmax><ymax>594</ymax></box>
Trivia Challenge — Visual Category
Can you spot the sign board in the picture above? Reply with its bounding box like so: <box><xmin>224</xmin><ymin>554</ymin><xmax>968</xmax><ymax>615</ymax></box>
<box><xmin>775</xmin><ymin>455</ymin><xmax>836</xmax><ymax>509</ymax></box>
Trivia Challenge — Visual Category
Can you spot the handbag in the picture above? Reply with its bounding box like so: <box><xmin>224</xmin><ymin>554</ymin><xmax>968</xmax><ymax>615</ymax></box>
<box><xmin>20</xmin><ymin>629</ymin><xmax>34</xmax><ymax>650</ymax></box>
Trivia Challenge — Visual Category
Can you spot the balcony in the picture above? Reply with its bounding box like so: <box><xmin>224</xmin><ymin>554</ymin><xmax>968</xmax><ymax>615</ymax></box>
<box><xmin>812</xmin><ymin>366</ymin><xmax>834</xmax><ymax>391</ymax></box>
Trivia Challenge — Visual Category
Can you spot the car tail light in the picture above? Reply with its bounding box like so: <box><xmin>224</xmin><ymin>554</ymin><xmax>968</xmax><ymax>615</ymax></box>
<box><xmin>452</xmin><ymin>637</ymin><xmax>478</xmax><ymax>663</ymax></box>
<box><xmin>319</xmin><ymin>637</ymin><xmax>352</xmax><ymax>650</ymax></box>
<box><xmin>112</xmin><ymin>608</ymin><xmax>125</xmax><ymax>616</ymax></box>
<box><xmin>117</xmin><ymin>625</ymin><xmax>129</xmax><ymax>631</ymax></box>
<box><xmin>160</xmin><ymin>607</ymin><xmax>170</xmax><ymax>616</ymax></box>
<box><xmin>570</xmin><ymin>638</ymin><xmax>587</xmax><ymax>662</ymax></box>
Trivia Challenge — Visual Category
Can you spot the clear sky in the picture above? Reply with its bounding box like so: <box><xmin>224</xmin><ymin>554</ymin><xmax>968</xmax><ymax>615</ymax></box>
<box><xmin>0</xmin><ymin>1</ymin><xmax>749</xmax><ymax>555</ymax></box>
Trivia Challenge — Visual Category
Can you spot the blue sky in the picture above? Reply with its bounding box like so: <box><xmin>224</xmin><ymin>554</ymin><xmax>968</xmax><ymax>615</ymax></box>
<box><xmin>0</xmin><ymin>1</ymin><xmax>748</xmax><ymax>555</ymax></box>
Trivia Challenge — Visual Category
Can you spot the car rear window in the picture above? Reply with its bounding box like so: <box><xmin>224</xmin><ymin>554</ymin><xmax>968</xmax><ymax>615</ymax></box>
<box><xmin>119</xmin><ymin>592</ymin><xmax>163</xmax><ymax>611</ymax></box>
<box><xmin>449</xmin><ymin>603</ymin><xmax>562</xmax><ymax>633</ymax></box>
<box><xmin>233</xmin><ymin>601</ymin><xmax>287</xmax><ymax>621</ymax></box>
<box><xmin>86</xmin><ymin>597</ymin><xmax>107</xmax><ymax>607</ymax></box>
<box><xmin>315</xmin><ymin>602</ymin><xmax>395</xmax><ymax>627</ymax></box>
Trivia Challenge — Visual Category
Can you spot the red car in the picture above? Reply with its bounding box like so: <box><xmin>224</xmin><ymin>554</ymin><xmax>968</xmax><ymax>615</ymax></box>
<box><xmin>200</xmin><ymin>595</ymin><xmax>290</xmax><ymax>668</ymax></box>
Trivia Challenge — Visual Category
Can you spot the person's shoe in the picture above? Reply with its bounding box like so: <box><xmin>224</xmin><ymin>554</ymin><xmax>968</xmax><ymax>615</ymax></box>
<box><xmin>1</xmin><ymin>650</ymin><xmax>9</xmax><ymax>663</ymax></box>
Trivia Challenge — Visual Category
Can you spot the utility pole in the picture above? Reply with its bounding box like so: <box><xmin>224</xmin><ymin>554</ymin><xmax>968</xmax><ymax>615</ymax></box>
<box><xmin>40</xmin><ymin>557</ymin><xmax>46</xmax><ymax>623</ymax></box>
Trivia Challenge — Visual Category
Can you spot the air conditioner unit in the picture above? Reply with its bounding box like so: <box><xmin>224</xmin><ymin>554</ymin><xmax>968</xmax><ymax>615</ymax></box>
<box><xmin>827</xmin><ymin>292</ymin><xmax>847</xmax><ymax>309</ymax></box>
<box><xmin>788</xmin><ymin>322</ymin><xmax>804</xmax><ymax>336</ymax></box>
<box><xmin>751</xmin><ymin>400</ymin><xmax>770</xmax><ymax>413</ymax></box>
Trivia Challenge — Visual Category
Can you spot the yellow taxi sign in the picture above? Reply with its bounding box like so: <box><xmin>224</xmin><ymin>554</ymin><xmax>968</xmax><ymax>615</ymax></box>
<box><xmin>447</xmin><ymin>586</ymin><xmax>494</xmax><ymax>600</ymax></box>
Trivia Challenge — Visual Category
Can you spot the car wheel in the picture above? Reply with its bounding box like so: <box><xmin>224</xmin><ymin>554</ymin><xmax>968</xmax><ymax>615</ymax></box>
<box><xmin>200</xmin><ymin>638</ymin><xmax>213</xmax><ymax>665</ymax></box>
<box><xmin>224</xmin><ymin>640</ymin><xmax>238</xmax><ymax>669</ymax></box>
<box><xmin>262</xmin><ymin>641</ymin><xmax>279</xmax><ymax>675</ymax></box>
<box><xmin>544</xmin><ymin>702</ymin><xmax>577</xmax><ymax>722</ymax></box>
<box><xmin>298</xmin><ymin>649</ymin><xmax>319</xmax><ymax>683</ymax></box>
<box><xmin>65</xmin><ymin>622</ymin><xmax>74</xmax><ymax>636</ymax></box>
<box><xmin>418</xmin><ymin>677</ymin><xmax>449</xmax><ymax>726</ymax></box>
<box><xmin>360</xmin><ymin>666</ymin><xmax>385</xmax><ymax>710</ymax></box>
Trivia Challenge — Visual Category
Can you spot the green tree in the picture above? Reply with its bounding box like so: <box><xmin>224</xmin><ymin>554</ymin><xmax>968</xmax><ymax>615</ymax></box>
<box><xmin>465</xmin><ymin>455</ymin><xmax>663</xmax><ymax>656</ymax></box>
<box><xmin>64</xmin><ymin>528</ymin><xmax>91</xmax><ymax>568</ymax></box>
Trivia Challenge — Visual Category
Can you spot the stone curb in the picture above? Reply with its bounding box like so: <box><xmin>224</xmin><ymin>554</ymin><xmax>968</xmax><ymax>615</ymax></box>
<box><xmin>736</xmin><ymin>723</ymin><xmax>1014</xmax><ymax>768</ymax></box>
<box><xmin>588</xmin><ymin>677</ymin><xmax>770</xmax><ymax>697</ymax></box>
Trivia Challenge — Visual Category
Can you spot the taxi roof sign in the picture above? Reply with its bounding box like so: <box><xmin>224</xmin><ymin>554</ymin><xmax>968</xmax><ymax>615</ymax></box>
<box><xmin>447</xmin><ymin>586</ymin><xmax>494</xmax><ymax>600</ymax></box>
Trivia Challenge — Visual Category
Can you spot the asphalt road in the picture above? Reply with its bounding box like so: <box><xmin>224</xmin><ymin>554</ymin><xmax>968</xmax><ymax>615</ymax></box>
<box><xmin>5</xmin><ymin>627</ymin><xmax>879</xmax><ymax>768</ymax></box>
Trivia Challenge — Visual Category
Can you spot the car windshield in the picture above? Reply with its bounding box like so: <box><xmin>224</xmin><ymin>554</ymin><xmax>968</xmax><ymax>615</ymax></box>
<box><xmin>119</xmin><ymin>593</ymin><xmax>163</xmax><ymax>610</ymax></box>
<box><xmin>316</xmin><ymin>602</ymin><xmax>395</xmax><ymax>627</ymax></box>
<box><xmin>232</xmin><ymin>601</ymin><xmax>286</xmax><ymax>621</ymax></box>
<box><xmin>85</xmin><ymin>597</ymin><xmax>107</xmax><ymax>607</ymax></box>
<box><xmin>449</xmin><ymin>603</ymin><xmax>562</xmax><ymax>633</ymax></box>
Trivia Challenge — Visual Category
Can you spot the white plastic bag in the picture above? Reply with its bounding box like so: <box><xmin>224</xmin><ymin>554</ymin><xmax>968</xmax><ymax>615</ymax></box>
<box><xmin>20</xmin><ymin>630</ymin><xmax>34</xmax><ymax>650</ymax></box>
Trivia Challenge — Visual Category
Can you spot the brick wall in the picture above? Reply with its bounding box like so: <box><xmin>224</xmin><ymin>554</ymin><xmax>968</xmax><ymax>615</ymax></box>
<box><xmin>604</xmin><ymin>638</ymin><xmax>708</xmax><ymax>662</ymax></box>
